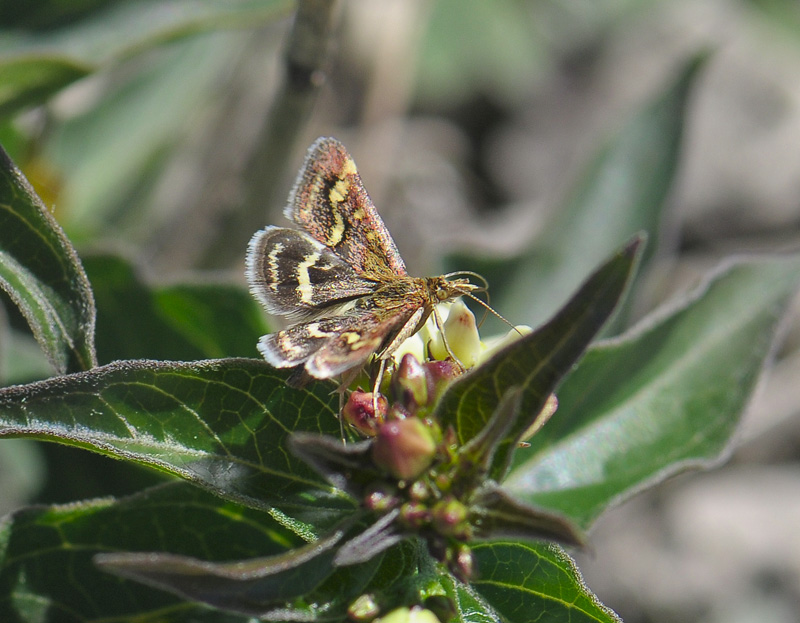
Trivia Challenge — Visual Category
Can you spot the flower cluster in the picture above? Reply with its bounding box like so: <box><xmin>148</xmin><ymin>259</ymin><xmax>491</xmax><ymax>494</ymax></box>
<box><xmin>288</xmin><ymin>301</ymin><xmax>582</xmax><ymax>622</ymax></box>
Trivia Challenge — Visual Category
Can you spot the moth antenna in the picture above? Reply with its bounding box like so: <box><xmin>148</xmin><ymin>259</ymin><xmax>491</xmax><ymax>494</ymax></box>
<box><xmin>445</xmin><ymin>270</ymin><xmax>523</xmax><ymax>336</ymax></box>
<box><xmin>461</xmin><ymin>291</ymin><xmax>523</xmax><ymax>336</ymax></box>
<box><xmin>443</xmin><ymin>270</ymin><xmax>489</xmax><ymax>293</ymax></box>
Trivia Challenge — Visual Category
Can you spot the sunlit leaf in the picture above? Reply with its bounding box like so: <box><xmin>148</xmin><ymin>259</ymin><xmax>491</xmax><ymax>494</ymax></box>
<box><xmin>506</xmin><ymin>255</ymin><xmax>800</xmax><ymax>528</ymax></box>
<box><xmin>438</xmin><ymin>235</ymin><xmax>643</xmax><ymax>480</ymax></box>
<box><xmin>0</xmin><ymin>358</ymin><xmax>354</xmax><ymax>531</ymax></box>
<box><xmin>0</xmin><ymin>146</ymin><xmax>96</xmax><ymax>373</ymax></box>
<box><xmin>0</xmin><ymin>481</ymin><xmax>298</xmax><ymax>622</ymax></box>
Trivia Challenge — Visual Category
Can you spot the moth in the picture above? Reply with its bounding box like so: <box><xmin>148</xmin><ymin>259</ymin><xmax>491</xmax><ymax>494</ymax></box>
<box><xmin>246</xmin><ymin>137</ymin><xmax>481</xmax><ymax>391</ymax></box>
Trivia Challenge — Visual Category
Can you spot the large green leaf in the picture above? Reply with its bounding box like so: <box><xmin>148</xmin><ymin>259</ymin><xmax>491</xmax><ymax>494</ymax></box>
<box><xmin>505</xmin><ymin>256</ymin><xmax>800</xmax><ymax>529</ymax></box>
<box><xmin>437</xmin><ymin>236</ymin><xmax>643</xmax><ymax>480</ymax></box>
<box><xmin>464</xmin><ymin>541</ymin><xmax>619</xmax><ymax>623</ymax></box>
<box><xmin>0</xmin><ymin>358</ymin><xmax>353</xmax><ymax>528</ymax></box>
<box><xmin>0</xmin><ymin>481</ymin><xmax>300</xmax><ymax>622</ymax></box>
<box><xmin>0</xmin><ymin>0</ymin><xmax>292</xmax><ymax>117</ymax></box>
<box><xmin>0</xmin><ymin>146</ymin><xmax>96</xmax><ymax>373</ymax></box>
<box><xmin>497</xmin><ymin>54</ymin><xmax>706</xmax><ymax>328</ymax></box>
<box><xmin>83</xmin><ymin>253</ymin><xmax>268</xmax><ymax>363</ymax></box>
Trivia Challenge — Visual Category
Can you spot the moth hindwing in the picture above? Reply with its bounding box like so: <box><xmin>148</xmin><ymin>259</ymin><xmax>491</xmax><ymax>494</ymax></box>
<box><xmin>246</xmin><ymin>137</ymin><xmax>478</xmax><ymax>382</ymax></box>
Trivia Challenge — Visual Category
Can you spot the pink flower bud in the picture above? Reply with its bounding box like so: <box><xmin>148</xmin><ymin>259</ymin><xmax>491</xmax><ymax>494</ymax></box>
<box><xmin>372</xmin><ymin>418</ymin><xmax>437</xmax><ymax>480</ymax></box>
<box><xmin>392</xmin><ymin>353</ymin><xmax>429</xmax><ymax>410</ymax></box>
<box><xmin>342</xmin><ymin>390</ymin><xmax>387</xmax><ymax>437</ymax></box>
<box><xmin>422</xmin><ymin>360</ymin><xmax>460</xmax><ymax>405</ymax></box>
<box><xmin>431</xmin><ymin>498</ymin><xmax>468</xmax><ymax>538</ymax></box>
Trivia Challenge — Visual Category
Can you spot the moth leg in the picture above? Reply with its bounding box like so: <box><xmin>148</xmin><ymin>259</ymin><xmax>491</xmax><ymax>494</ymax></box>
<box><xmin>371</xmin><ymin>357</ymin><xmax>388</xmax><ymax>415</ymax></box>
<box><xmin>432</xmin><ymin>306</ymin><xmax>466</xmax><ymax>373</ymax></box>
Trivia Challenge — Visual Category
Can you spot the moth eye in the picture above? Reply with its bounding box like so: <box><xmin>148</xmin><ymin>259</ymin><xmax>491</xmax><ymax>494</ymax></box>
<box><xmin>436</xmin><ymin>287</ymin><xmax>449</xmax><ymax>301</ymax></box>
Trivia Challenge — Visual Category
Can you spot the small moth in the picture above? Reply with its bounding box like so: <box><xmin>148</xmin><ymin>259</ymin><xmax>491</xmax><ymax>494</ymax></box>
<box><xmin>246</xmin><ymin>137</ymin><xmax>480</xmax><ymax>389</ymax></box>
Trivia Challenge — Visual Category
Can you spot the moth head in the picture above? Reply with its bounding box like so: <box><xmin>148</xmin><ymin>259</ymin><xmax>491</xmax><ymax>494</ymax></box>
<box><xmin>440</xmin><ymin>271</ymin><xmax>520</xmax><ymax>335</ymax></box>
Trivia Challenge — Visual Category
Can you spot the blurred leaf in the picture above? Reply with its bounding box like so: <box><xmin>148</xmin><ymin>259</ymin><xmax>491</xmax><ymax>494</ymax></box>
<box><xmin>0</xmin><ymin>0</ymin><xmax>291</xmax><ymax>117</ymax></box>
<box><xmin>0</xmin><ymin>481</ymin><xmax>300</xmax><ymax>622</ymax></box>
<box><xmin>0</xmin><ymin>0</ymin><xmax>122</xmax><ymax>30</ymax></box>
<box><xmin>0</xmin><ymin>145</ymin><xmax>96</xmax><ymax>373</ymax></box>
<box><xmin>464</xmin><ymin>541</ymin><xmax>620</xmax><ymax>623</ymax></box>
<box><xmin>0</xmin><ymin>358</ymin><xmax>354</xmax><ymax>530</ymax></box>
<box><xmin>0</xmin><ymin>330</ymin><xmax>53</xmax><ymax>385</ymax></box>
<box><xmin>498</xmin><ymin>53</ymin><xmax>707</xmax><ymax>328</ymax></box>
<box><xmin>744</xmin><ymin>0</ymin><xmax>800</xmax><ymax>36</ymax></box>
<box><xmin>415</xmin><ymin>0</ymin><xmax>544</xmax><ymax>106</ymax></box>
<box><xmin>438</xmin><ymin>235</ymin><xmax>642</xmax><ymax>480</ymax></box>
<box><xmin>48</xmin><ymin>32</ymin><xmax>244</xmax><ymax>238</ymax></box>
<box><xmin>83</xmin><ymin>253</ymin><xmax>267</xmax><ymax>363</ymax></box>
<box><xmin>154</xmin><ymin>282</ymin><xmax>269</xmax><ymax>359</ymax></box>
<box><xmin>0</xmin><ymin>440</ymin><xmax>44</xmax><ymax>516</ymax></box>
<box><xmin>0</xmin><ymin>57</ymin><xmax>91</xmax><ymax>118</ymax></box>
<box><xmin>505</xmin><ymin>255</ymin><xmax>800</xmax><ymax>529</ymax></box>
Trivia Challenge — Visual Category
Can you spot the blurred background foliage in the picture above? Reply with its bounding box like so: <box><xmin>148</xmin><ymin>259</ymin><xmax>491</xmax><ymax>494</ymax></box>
<box><xmin>2</xmin><ymin>1</ymin><xmax>800</xmax><ymax>622</ymax></box>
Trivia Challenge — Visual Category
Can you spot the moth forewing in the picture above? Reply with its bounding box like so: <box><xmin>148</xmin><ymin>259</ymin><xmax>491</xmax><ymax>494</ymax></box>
<box><xmin>246</xmin><ymin>226</ymin><xmax>378</xmax><ymax>321</ymax></box>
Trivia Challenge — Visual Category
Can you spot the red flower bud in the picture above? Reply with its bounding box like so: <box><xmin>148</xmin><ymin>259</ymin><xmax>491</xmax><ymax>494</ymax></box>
<box><xmin>372</xmin><ymin>418</ymin><xmax>437</xmax><ymax>480</ymax></box>
<box><xmin>342</xmin><ymin>390</ymin><xmax>387</xmax><ymax>437</ymax></box>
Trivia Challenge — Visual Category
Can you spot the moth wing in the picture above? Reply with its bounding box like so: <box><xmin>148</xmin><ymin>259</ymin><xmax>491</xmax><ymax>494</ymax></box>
<box><xmin>246</xmin><ymin>226</ymin><xmax>377</xmax><ymax>320</ymax></box>
<box><xmin>286</xmin><ymin>137</ymin><xmax>407</xmax><ymax>277</ymax></box>
<box><xmin>258</xmin><ymin>302</ymin><xmax>417</xmax><ymax>379</ymax></box>
<box><xmin>305</xmin><ymin>312</ymin><xmax>411</xmax><ymax>378</ymax></box>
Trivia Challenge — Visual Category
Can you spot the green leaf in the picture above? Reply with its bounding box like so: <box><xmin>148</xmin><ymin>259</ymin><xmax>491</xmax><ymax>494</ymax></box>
<box><xmin>0</xmin><ymin>0</ymin><xmax>292</xmax><ymax>116</ymax></box>
<box><xmin>0</xmin><ymin>481</ymin><xmax>300</xmax><ymax>622</ymax></box>
<box><xmin>437</xmin><ymin>235</ymin><xmax>643</xmax><ymax>480</ymax></box>
<box><xmin>83</xmin><ymin>253</ymin><xmax>267</xmax><ymax>362</ymax></box>
<box><xmin>465</xmin><ymin>541</ymin><xmax>620</xmax><ymax>623</ymax></box>
<box><xmin>96</xmin><ymin>526</ymin><xmax>348</xmax><ymax>617</ymax></box>
<box><xmin>0</xmin><ymin>358</ymin><xmax>354</xmax><ymax>528</ymax></box>
<box><xmin>153</xmin><ymin>282</ymin><xmax>269</xmax><ymax>360</ymax></box>
<box><xmin>415</xmin><ymin>0</ymin><xmax>544</xmax><ymax>106</ymax></box>
<box><xmin>0</xmin><ymin>57</ymin><xmax>91</xmax><ymax>118</ymax></box>
<box><xmin>0</xmin><ymin>146</ymin><xmax>96</xmax><ymax>373</ymax></box>
<box><xmin>498</xmin><ymin>53</ymin><xmax>707</xmax><ymax>328</ymax></box>
<box><xmin>505</xmin><ymin>255</ymin><xmax>800</xmax><ymax>529</ymax></box>
<box><xmin>471</xmin><ymin>483</ymin><xmax>584</xmax><ymax>548</ymax></box>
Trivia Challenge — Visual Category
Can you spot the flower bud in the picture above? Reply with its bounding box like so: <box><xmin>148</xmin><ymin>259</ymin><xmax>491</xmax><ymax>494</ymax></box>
<box><xmin>348</xmin><ymin>593</ymin><xmax>380</xmax><ymax>621</ymax></box>
<box><xmin>374</xmin><ymin>607</ymin><xmax>441</xmax><ymax>623</ymax></box>
<box><xmin>399</xmin><ymin>500</ymin><xmax>430</xmax><ymax>528</ymax></box>
<box><xmin>372</xmin><ymin>418</ymin><xmax>437</xmax><ymax>481</ymax></box>
<box><xmin>342</xmin><ymin>390</ymin><xmax>387</xmax><ymax>437</ymax></box>
<box><xmin>431</xmin><ymin>498</ymin><xmax>469</xmax><ymax>538</ymax></box>
<box><xmin>363</xmin><ymin>483</ymin><xmax>399</xmax><ymax>513</ymax></box>
<box><xmin>392</xmin><ymin>353</ymin><xmax>429</xmax><ymax>410</ymax></box>
<box><xmin>422</xmin><ymin>360</ymin><xmax>460</xmax><ymax>405</ymax></box>
<box><xmin>452</xmin><ymin>544</ymin><xmax>475</xmax><ymax>582</ymax></box>
<box><xmin>408</xmin><ymin>479</ymin><xmax>431</xmax><ymax>502</ymax></box>
<box><xmin>520</xmin><ymin>393</ymin><xmax>558</xmax><ymax>441</ymax></box>
<box><xmin>478</xmin><ymin>324</ymin><xmax>532</xmax><ymax>364</ymax></box>
<box><xmin>430</xmin><ymin>301</ymin><xmax>481</xmax><ymax>368</ymax></box>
